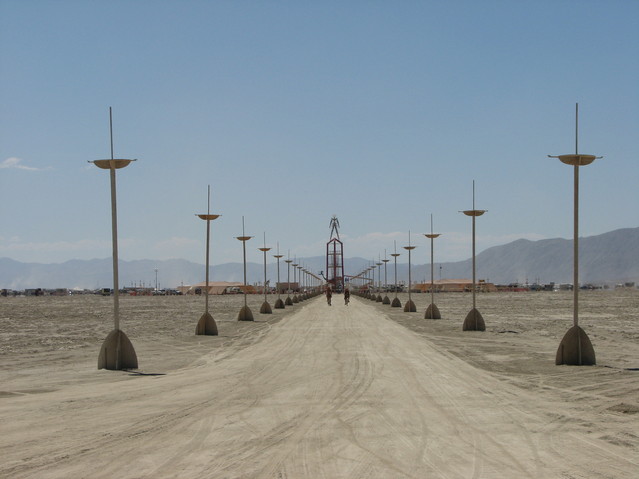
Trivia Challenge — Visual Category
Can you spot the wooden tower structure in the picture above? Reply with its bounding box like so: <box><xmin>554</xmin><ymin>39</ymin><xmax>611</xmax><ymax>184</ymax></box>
<box><xmin>326</xmin><ymin>215</ymin><xmax>345</xmax><ymax>292</ymax></box>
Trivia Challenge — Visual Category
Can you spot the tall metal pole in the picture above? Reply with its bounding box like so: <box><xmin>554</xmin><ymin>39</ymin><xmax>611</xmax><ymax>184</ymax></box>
<box><xmin>549</xmin><ymin>103</ymin><xmax>601</xmax><ymax>365</ymax></box>
<box><xmin>205</xmin><ymin>187</ymin><xmax>211</xmax><ymax>313</ymax></box>
<box><xmin>108</xmin><ymin>110</ymin><xmax>121</xmax><ymax>331</ymax></box>
<box><xmin>430</xmin><ymin>218</ymin><xmax>435</xmax><ymax>306</ymax></box>
<box><xmin>390</xmin><ymin>240</ymin><xmax>401</xmax><ymax>307</ymax></box>
<box><xmin>196</xmin><ymin>185</ymin><xmax>220</xmax><ymax>335</ymax></box>
<box><xmin>243</xmin><ymin>220</ymin><xmax>248</xmax><ymax>310</ymax></box>
<box><xmin>461</xmin><ymin>181</ymin><xmax>486</xmax><ymax>331</ymax></box>
<box><xmin>93</xmin><ymin>107</ymin><xmax>137</xmax><ymax>369</ymax></box>
<box><xmin>424</xmin><ymin>214</ymin><xmax>441</xmax><ymax>319</ymax></box>
<box><xmin>274</xmin><ymin>242</ymin><xmax>284</xmax><ymax>308</ymax></box>
<box><xmin>573</xmin><ymin>104</ymin><xmax>579</xmax><ymax>328</ymax></box>
<box><xmin>236</xmin><ymin>217</ymin><xmax>253</xmax><ymax>320</ymax></box>
<box><xmin>404</xmin><ymin>231</ymin><xmax>416</xmax><ymax>312</ymax></box>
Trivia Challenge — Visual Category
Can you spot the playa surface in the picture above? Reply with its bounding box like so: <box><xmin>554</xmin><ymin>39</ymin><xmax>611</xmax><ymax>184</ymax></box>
<box><xmin>1</xmin><ymin>290</ymin><xmax>638</xmax><ymax>478</ymax></box>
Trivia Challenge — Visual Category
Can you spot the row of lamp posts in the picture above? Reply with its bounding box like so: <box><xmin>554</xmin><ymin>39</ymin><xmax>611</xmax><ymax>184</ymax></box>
<box><xmin>95</xmin><ymin>104</ymin><xmax>598</xmax><ymax>370</ymax></box>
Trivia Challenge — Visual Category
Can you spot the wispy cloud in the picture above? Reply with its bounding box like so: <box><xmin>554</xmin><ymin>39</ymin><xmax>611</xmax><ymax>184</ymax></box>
<box><xmin>1</xmin><ymin>157</ymin><xmax>50</xmax><ymax>171</ymax></box>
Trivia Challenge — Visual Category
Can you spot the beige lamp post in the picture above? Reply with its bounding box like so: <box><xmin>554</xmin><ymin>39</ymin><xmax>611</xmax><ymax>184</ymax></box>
<box><xmin>424</xmin><ymin>214</ymin><xmax>441</xmax><ymax>319</ymax></box>
<box><xmin>376</xmin><ymin>260</ymin><xmax>383</xmax><ymax>302</ymax></box>
<box><xmin>302</xmin><ymin>268</ymin><xmax>309</xmax><ymax>299</ymax></box>
<box><xmin>297</xmin><ymin>265</ymin><xmax>304</xmax><ymax>300</ymax></box>
<box><xmin>382</xmin><ymin>251</ymin><xmax>391</xmax><ymax>304</ymax></box>
<box><xmin>391</xmin><ymin>240</ymin><xmax>402</xmax><ymax>307</ymax></box>
<box><xmin>403</xmin><ymin>232</ymin><xmax>417</xmax><ymax>312</ymax></box>
<box><xmin>236</xmin><ymin>217</ymin><xmax>254</xmax><ymax>321</ymax></box>
<box><xmin>92</xmin><ymin>108</ymin><xmax>138</xmax><ymax>370</ymax></box>
<box><xmin>369</xmin><ymin>262</ymin><xmax>376</xmax><ymax>301</ymax></box>
<box><xmin>273</xmin><ymin>243</ymin><xmax>285</xmax><ymax>309</ymax></box>
<box><xmin>285</xmin><ymin>254</ymin><xmax>293</xmax><ymax>306</ymax></box>
<box><xmin>259</xmin><ymin>233</ymin><xmax>272</xmax><ymax>314</ymax></box>
<box><xmin>550</xmin><ymin>104</ymin><xmax>601</xmax><ymax>365</ymax></box>
<box><xmin>461</xmin><ymin>181</ymin><xmax>487</xmax><ymax>331</ymax></box>
<box><xmin>292</xmin><ymin>260</ymin><xmax>300</xmax><ymax>303</ymax></box>
<box><xmin>195</xmin><ymin>185</ymin><xmax>220</xmax><ymax>335</ymax></box>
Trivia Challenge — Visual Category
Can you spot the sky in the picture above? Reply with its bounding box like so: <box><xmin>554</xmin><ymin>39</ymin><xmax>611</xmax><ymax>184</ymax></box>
<box><xmin>1</xmin><ymin>0</ymin><xmax>638</xmax><ymax>270</ymax></box>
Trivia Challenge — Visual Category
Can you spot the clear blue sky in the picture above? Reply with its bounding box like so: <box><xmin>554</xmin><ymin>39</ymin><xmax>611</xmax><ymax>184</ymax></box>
<box><xmin>1</xmin><ymin>0</ymin><xmax>638</xmax><ymax>268</ymax></box>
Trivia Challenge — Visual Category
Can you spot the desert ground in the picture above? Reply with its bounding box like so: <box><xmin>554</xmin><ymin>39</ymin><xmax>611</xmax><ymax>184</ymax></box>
<box><xmin>1</xmin><ymin>289</ymin><xmax>637</xmax><ymax>478</ymax></box>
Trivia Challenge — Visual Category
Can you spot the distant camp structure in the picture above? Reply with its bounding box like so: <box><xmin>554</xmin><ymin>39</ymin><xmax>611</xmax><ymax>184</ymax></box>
<box><xmin>412</xmin><ymin>279</ymin><xmax>496</xmax><ymax>293</ymax></box>
<box><xmin>179</xmin><ymin>281</ymin><xmax>254</xmax><ymax>295</ymax></box>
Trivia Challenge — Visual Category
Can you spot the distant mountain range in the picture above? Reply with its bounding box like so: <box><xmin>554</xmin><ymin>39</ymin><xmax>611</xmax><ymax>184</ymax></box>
<box><xmin>1</xmin><ymin>227</ymin><xmax>638</xmax><ymax>290</ymax></box>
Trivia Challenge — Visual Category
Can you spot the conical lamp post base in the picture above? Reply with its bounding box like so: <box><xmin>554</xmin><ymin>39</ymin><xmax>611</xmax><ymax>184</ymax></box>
<box><xmin>463</xmin><ymin>308</ymin><xmax>485</xmax><ymax>331</ymax></box>
<box><xmin>274</xmin><ymin>298</ymin><xmax>285</xmax><ymax>309</ymax></box>
<box><xmin>195</xmin><ymin>312</ymin><xmax>218</xmax><ymax>335</ymax></box>
<box><xmin>403</xmin><ymin>299</ymin><xmax>416</xmax><ymax>312</ymax></box>
<box><xmin>292</xmin><ymin>295</ymin><xmax>299</xmax><ymax>303</ymax></box>
<box><xmin>376</xmin><ymin>294</ymin><xmax>382</xmax><ymax>302</ymax></box>
<box><xmin>556</xmin><ymin>325</ymin><xmax>596</xmax><ymax>365</ymax></box>
<box><xmin>285</xmin><ymin>296</ymin><xmax>293</xmax><ymax>306</ymax></box>
<box><xmin>382</xmin><ymin>295</ymin><xmax>390</xmax><ymax>304</ymax></box>
<box><xmin>425</xmin><ymin>303</ymin><xmax>441</xmax><ymax>319</ymax></box>
<box><xmin>98</xmin><ymin>329</ymin><xmax>138</xmax><ymax>370</ymax></box>
<box><xmin>260</xmin><ymin>301</ymin><xmax>273</xmax><ymax>314</ymax></box>
<box><xmin>238</xmin><ymin>305</ymin><xmax>254</xmax><ymax>321</ymax></box>
<box><xmin>391</xmin><ymin>297</ymin><xmax>402</xmax><ymax>308</ymax></box>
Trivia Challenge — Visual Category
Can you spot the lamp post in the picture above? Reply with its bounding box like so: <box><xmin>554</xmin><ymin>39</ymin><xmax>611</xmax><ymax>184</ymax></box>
<box><xmin>391</xmin><ymin>241</ymin><xmax>402</xmax><ymax>307</ymax></box>
<box><xmin>292</xmin><ymin>260</ymin><xmax>300</xmax><ymax>303</ymax></box>
<box><xmin>370</xmin><ymin>261</ymin><xmax>376</xmax><ymax>301</ymax></box>
<box><xmin>403</xmin><ymin>232</ymin><xmax>417</xmax><ymax>312</ymax></box>
<box><xmin>424</xmin><ymin>214</ymin><xmax>441</xmax><ymax>319</ymax></box>
<box><xmin>376</xmin><ymin>261</ymin><xmax>383</xmax><ymax>302</ymax></box>
<box><xmin>297</xmin><ymin>265</ymin><xmax>304</xmax><ymax>300</ymax></box>
<box><xmin>382</xmin><ymin>251</ymin><xmax>390</xmax><ymax>304</ymax></box>
<box><xmin>92</xmin><ymin>107</ymin><xmax>138</xmax><ymax>370</ymax></box>
<box><xmin>461</xmin><ymin>181</ymin><xmax>487</xmax><ymax>331</ymax></box>
<box><xmin>236</xmin><ymin>217</ymin><xmax>254</xmax><ymax>321</ymax></box>
<box><xmin>259</xmin><ymin>233</ymin><xmax>272</xmax><ymax>314</ymax></box>
<box><xmin>196</xmin><ymin>185</ymin><xmax>220</xmax><ymax>335</ymax></box>
<box><xmin>285</xmin><ymin>253</ymin><xmax>293</xmax><ymax>306</ymax></box>
<box><xmin>550</xmin><ymin>103</ymin><xmax>601</xmax><ymax>365</ymax></box>
<box><xmin>273</xmin><ymin>243</ymin><xmax>284</xmax><ymax>309</ymax></box>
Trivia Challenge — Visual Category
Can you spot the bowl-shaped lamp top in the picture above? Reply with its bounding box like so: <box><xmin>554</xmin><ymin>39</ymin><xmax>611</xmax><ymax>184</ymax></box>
<box><xmin>197</xmin><ymin>214</ymin><xmax>220</xmax><ymax>221</ymax></box>
<box><xmin>551</xmin><ymin>154</ymin><xmax>599</xmax><ymax>166</ymax></box>
<box><xmin>92</xmin><ymin>159</ymin><xmax>135</xmax><ymax>169</ymax></box>
<box><xmin>462</xmin><ymin>210</ymin><xmax>486</xmax><ymax>217</ymax></box>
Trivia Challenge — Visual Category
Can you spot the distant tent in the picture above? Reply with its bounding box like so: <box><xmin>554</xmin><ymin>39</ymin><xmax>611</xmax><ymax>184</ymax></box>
<box><xmin>413</xmin><ymin>279</ymin><xmax>496</xmax><ymax>293</ymax></box>
<box><xmin>182</xmin><ymin>281</ymin><xmax>244</xmax><ymax>295</ymax></box>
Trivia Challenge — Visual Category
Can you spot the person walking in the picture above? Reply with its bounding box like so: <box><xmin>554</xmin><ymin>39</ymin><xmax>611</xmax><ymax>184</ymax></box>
<box><xmin>344</xmin><ymin>288</ymin><xmax>350</xmax><ymax>305</ymax></box>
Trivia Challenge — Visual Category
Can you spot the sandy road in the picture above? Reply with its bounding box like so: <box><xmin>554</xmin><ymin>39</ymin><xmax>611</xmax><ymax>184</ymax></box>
<box><xmin>1</xmin><ymin>296</ymin><xmax>636</xmax><ymax>478</ymax></box>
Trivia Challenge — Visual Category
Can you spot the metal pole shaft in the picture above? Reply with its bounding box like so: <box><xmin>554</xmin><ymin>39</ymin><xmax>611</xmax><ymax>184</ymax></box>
<box><xmin>472</xmin><ymin>215</ymin><xmax>476</xmax><ymax>310</ymax></box>
<box><xmin>243</xmin><ymin>241</ymin><xmax>247</xmax><ymax>308</ymax></box>
<box><xmin>263</xmin><ymin>250</ymin><xmax>267</xmax><ymax>303</ymax></box>
<box><xmin>430</xmin><ymin>238</ymin><xmax>434</xmax><ymax>306</ymax></box>
<box><xmin>394</xmin><ymin>257</ymin><xmax>398</xmax><ymax>299</ymax></box>
<box><xmin>408</xmin><ymin>249</ymin><xmax>412</xmax><ymax>303</ymax></box>
<box><xmin>110</xmin><ymin>167</ymin><xmax>120</xmax><ymax>331</ymax></box>
<box><xmin>205</xmin><ymin>219</ymin><xmax>210</xmax><ymax>314</ymax></box>
<box><xmin>574</xmin><ymin>164</ymin><xmax>579</xmax><ymax>327</ymax></box>
<box><xmin>277</xmin><ymin>258</ymin><xmax>281</xmax><ymax>300</ymax></box>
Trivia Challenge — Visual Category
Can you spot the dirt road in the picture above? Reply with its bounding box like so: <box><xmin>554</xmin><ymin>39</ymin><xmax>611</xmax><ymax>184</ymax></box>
<box><xmin>1</xmin><ymin>295</ymin><xmax>637</xmax><ymax>478</ymax></box>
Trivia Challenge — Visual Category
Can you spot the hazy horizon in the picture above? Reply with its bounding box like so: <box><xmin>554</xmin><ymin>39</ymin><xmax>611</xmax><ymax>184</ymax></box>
<box><xmin>2</xmin><ymin>2</ymin><xmax>638</xmax><ymax>266</ymax></box>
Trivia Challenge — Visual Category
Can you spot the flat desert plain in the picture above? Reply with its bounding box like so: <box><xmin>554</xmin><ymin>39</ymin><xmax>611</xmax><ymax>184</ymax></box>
<box><xmin>1</xmin><ymin>289</ymin><xmax>638</xmax><ymax>478</ymax></box>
